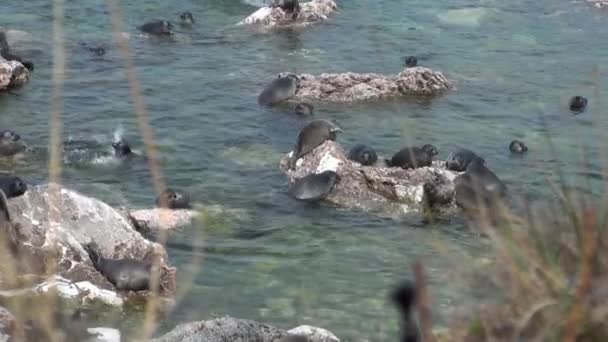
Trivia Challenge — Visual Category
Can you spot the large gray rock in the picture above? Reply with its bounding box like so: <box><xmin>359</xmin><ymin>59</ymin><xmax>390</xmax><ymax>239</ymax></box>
<box><xmin>0</xmin><ymin>56</ymin><xmax>28</xmax><ymax>91</ymax></box>
<box><xmin>153</xmin><ymin>317</ymin><xmax>340</xmax><ymax>342</ymax></box>
<box><xmin>238</xmin><ymin>0</ymin><xmax>338</xmax><ymax>28</ymax></box>
<box><xmin>1</xmin><ymin>184</ymin><xmax>176</xmax><ymax>305</ymax></box>
<box><xmin>275</xmin><ymin>66</ymin><xmax>452</xmax><ymax>103</ymax></box>
<box><xmin>279</xmin><ymin>141</ymin><xmax>459</xmax><ymax>215</ymax></box>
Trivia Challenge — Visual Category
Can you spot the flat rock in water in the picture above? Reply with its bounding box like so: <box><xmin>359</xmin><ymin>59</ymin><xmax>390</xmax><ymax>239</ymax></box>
<box><xmin>2</xmin><ymin>184</ymin><xmax>176</xmax><ymax>304</ymax></box>
<box><xmin>153</xmin><ymin>317</ymin><xmax>340</xmax><ymax>342</ymax></box>
<box><xmin>128</xmin><ymin>208</ymin><xmax>198</xmax><ymax>234</ymax></box>
<box><xmin>238</xmin><ymin>0</ymin><xmax>338</xmax><ymax>28</ymax></box>
<box><xmin>284</xmin><ymin>67</ymin><xmax>453</xmax><ymax>102</ymax></box>
<box><xmin>279</xmin><ymin>141</ymin><xmax>459</xmax><ymax>215</ymax></box>
<box><xmin>0</xmin><ymin>56</ymin><xmax>29</xmax><ymax>91</ymax></box>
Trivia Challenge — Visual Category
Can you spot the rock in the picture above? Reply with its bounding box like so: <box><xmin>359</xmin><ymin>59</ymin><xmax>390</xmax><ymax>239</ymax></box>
<box><xmin>152</xmin><ymin>317</ymin><xmax>340</xmax><ymax>342</ymax></box>
<box><xmin>279</xmin><ymin>141</ymin><xmax>459</xmax><ymax>215</ymax></box>
<box><xmin>152</xmin><ymin>317</ymin><xmax>286</xmax><ymax>342</ymax></box>
<box><xmin>0</xmin><ymin>56</ymin><xmax>28</xmax><ymax>91</ymax></box>
<box><xmin>587</xmin><ymin>0</ymin><xmax>608</xmax><ymax>8</ymax></box>
<box><xmin>283</xmin><ymin>67</ymin><xmax>452</xmax><ymax>103</ymax></box>
<box><xmin>1</xmin><ymin>184</ymin><xmax>176</xmax><ymax>305</ymax></box>
<box><xmin>0</xmin><ymin>306</ymin><xmax>16</xmax><ymax>340</ymax></box>
<box><xmin>238</xmin><ymin>0</ymin><xmax>338</xmax><ymax>28</ymax></box>
<box><xmin>287</xmin><ymin>325</ymin><xmax>340</xmax><ymax>342</ymax></box>
<box><xmin>128</xmin><ymin>208</ymin><xmax>199</xmax><ymax>235</ymax></box>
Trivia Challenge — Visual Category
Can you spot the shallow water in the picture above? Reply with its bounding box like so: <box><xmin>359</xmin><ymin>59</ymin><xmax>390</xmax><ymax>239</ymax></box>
<box><xmin>1</xmin><ymin>0</ymin><xmax>607</xmax><ymax>340</ymax></box>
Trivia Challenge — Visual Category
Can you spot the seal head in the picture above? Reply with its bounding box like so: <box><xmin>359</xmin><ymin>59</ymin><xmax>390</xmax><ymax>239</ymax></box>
<box><xmin>180</xmin><ymin>12</ymin><xmax>195</xmax><ymax>26</ymax></box>
<box><xmin>385</xmin><ymin>144</ymin><xmax>438</xmax><ymax>169</ymax></box>
<box><xmin>258</xmin><ymin>73</ymin><xmax>299</xmax><ymax>106</ymax></box>
<box><xmin>0</xmin><ymin>176</ymin><xmax>26</xmax><ymax>198</ymax></box>
<box><xmin>569</xmin><ymin>96</ymin><xmax>587</xmax><ymax>114</ymax></box>
<box><xmin>112</xmin><ymin>140</ymin><xmax>133</xmax><ymax>158</ymax></box>
<box><xmin>509</xmin><ymin>140</ymin><xmax>528</xmax><ymax>154</ymax></box>
<box><xmin>445</xmin><ymin>149</ymin><xmax>484</xmax><ymax>172</ymax></box>
<box><xmin>156</xmin><ymin>188</ymin><xmax>192</xmax><ymax>209</ymax></box>
<box><xmin>139</xmin><ymin>20</ymin><xmax>174</xmax><ymax>35</ymax></box>
<box><xmin>348</xmin><ymin>144</ymin><xmax>378</xmax><ymax>166</ymax></box>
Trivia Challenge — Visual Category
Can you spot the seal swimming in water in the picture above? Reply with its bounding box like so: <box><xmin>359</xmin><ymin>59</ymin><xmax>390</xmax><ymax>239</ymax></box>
<box><xmin>288</xmin><ymin>119</ymin><xmax>342</xmax><ymax>169</ymax></box>
<box><xmin>509</xmin><ymin>140</ymin><xmax>528</xmax><ymax>154</ymax></box>
<box><xmin>569</xmin><ymin>95</ymin><xmax>587</xmax><ymax>114</ymax></box>
<box><xmin>79</xmin><ymin>42</ymin><xmax>106</xmax><ymax>57</ymax></box>
<box><xmin>271</xmin><ymin>0</ymin><xmax>301</xmax><ymax>20</ymax></box>
<box><xmin>385</xmin><ymin>144</ymin><xmax>438</xmax><ymax>169</ymax></box>
<box><xmin>404</xmin><ymin>56</ymin><xmax>418</xmax><ymax>68</ymax></box>
<box><xmin>445</xmin><ymin>149</ymin><xmax>485</xmax><ymax>172</ymax></box>
<box><xmin>258</xmin><ymin>73</ymin><xmax>298</xmax><ymax>106</ymax></box>
<box><xmin>0</xmin><ymin>129</ymin><xmax>26</xmax><ymax>156</ymax></box>
<box><xmin>180</xmin><ymin>12</ymin><xmax>195</xmax><ymax>26</ymax></box>
<box><xmin>112</xmin><ymin>139</ymin><xmax>136</xmax><ymax>159</ymax></box>
<box><xmin>138</xmin><ymin>20</ymin><xmax>174</xmax><ymax>36</ymax></box>
<box><xmin>348</xmin><ymin>144</ymin><xmax>378</xmax><ymax>166</ymax></box>
<box><xmin>390</xmin><ymin>281</ymin><xmax>420</xmax><ymax>342</ymax></box>
<box><xmin>288</xmin><ymin>170</ymin><xmax>339</xmax><ymax>201</ymax></box>
<box><xmin>454</xmin><ymin>159</ymin><xmax>507</xmax><ymax>213</ymax></box>
<box><xmin>0</xmin><ymin>31</ymin><xmax>34</xmax><ymax>71</ymax></box>
<box><xmin>294</xmin><ymin>102</ymin><xmax>314</xmax><ymax>116</ymax></box>
<box><xmin>84</xmin><ymin>242</ymin><xmax>152</xmax><ymax>291</ymax></box>
<box><xmin>0</xmin><ymin>176</ymin><xmax>26</xmax><ymax>198</ymax></box>
<box><xmin>156</xmin><ymin>188</ymin><xmax>191</xmax><ymax>209</ymax></box>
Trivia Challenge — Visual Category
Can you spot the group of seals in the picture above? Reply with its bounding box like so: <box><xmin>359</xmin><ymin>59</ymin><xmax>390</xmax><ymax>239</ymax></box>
<box><xmin>258</xmin><ymin>73</ymin><xmax>299</xmax><ymax>106</ymax></box>
<box><xmin>84</xmin><ymin>242</ymin><xmax>152</xmax><ymax>291</ymax></box>
<box><xmin>0</xmin><ymin>31</ymin><xmax>34</xmax><ymax>71</ymax></box>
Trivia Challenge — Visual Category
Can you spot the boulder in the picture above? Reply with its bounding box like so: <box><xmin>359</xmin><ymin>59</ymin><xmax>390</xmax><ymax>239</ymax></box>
<box><xmin>1</xmin><ymin>184</ymin><xmax>176</xmax><ymax>305</ymax></box>
<box><xmin>152</xmin><ymin>317</ymin><xmax>340</xmax><ymax>342</ymax></box>
<box><xmin>279</xmin><ymin>141</ymin><xmax>459</xmax><ymax>215</ymax></box>
<box><xmin>238</xmin><ymin>0</ymin><xmax>338</xmax><ymax>28</ymax></box>
<box><xmin>279</xmin><ymin>67</ymin><xmax>452</xmax><ymax>103</ymax></box>
<box><xmin>587</xmin><ymin>0</ymin><xmax>608</xmax><ymax>8</ymax></box>
<box><xmin>0</xmin><ymin>56</ymin><xmax>28</xmax><ymax>91</ymax></box>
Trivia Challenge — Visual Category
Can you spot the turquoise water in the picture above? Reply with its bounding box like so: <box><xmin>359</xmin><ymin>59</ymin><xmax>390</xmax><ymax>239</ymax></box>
<box><xmin>1</xmin><ymin>0</ymin><xmax>608</xmax><ymax>340</ymax></box>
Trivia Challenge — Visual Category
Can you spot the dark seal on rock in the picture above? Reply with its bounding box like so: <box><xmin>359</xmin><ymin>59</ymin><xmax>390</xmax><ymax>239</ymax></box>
<box><xmin>294</xmin><ymin>102</ymin><xmax>314</xmax><ymax>116</ymax></box>
<box><xmin>271</xmin><ymin>0</ymin><xmax>301</xmax><ymax>19</ymax></box>
<box><xmin>569</xmin><ymin>95</ymin><xmax>587</xmax><ymax>114</ymax></box>
<box><xmin>84</xmin><ymin>242</ymin><xmax>152</xmax><ymax>291</ymax></box>
<box><xmin>347</xmin><ymin>144</ymin><xmax>378</xmax><ymax>166</ymax></box>
<box><xmin>0</xmin><ymin>176</ymin><xmax>26</xmax><ymax>198</ymax></box>
<box><xmin>390</xmin><ymin>281</ymin><xmax>420</xmax><ymax>342</ymax></box>
<box><xmin>139</xmin><ymin>20</ymin><xmax>174</xmax><ymax>35</ymax></box>
<box><xmin>385</xmin><ymin>144</ymin><xmax>438</xmax><ymax>169</ymax></box>
<box><xmin>180</xmin><ymin>12</ymin><xmax>195</xmax><ymax>26</ymax></box>
<box><xmin>156</xmin><ymin>188</ymin><xmax>191</xmax><ymax>209</ymax></box>
<box><xmin>445</xmin><ymin>149</ymin><xmax>484</xmax><ymax>172</ymax></box>
<box><xmin>509</xmin><ymin>140</ymin><xmax>528</xmax><ymax>154</ymax></box>
<box><xmin>287</xmin><ymin>170</ymin><xmax>338</xmax><ymax>201</ymax></box>
<box><xmin>288</xmin><ymin>119</ymin><xmax>342</xmax><ymax>169</ymax></box>
<box><xmin>404</xmin><ymin>56</ymin><xmax>418</xmax><ymax>68</ymax></box>
<box><xmin>258</xmin><ymin>73</ymin><xmax>298</xmax><ymax>106</ymax></box>
<box><xmin>454</xmin><ymin>159</ymin><xmax>507</xmax><ymax>213</ymax></box>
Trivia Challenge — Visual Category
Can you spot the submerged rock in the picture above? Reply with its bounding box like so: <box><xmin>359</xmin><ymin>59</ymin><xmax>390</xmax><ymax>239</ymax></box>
<box><xmin>153</xmin><ymin>317</ymin><xmax>339</xmax><ymax>342</ymax></box>
<box><xmin>0</xmin><ymin>56</ymin><xmax>29</xmax><ymax>91</ymax></box>
<box><xmin>238</xmin><ymin>0</ymin><xmax>338</xmax><ymax>28</ymax></box>
<box><xmin>279</xmin><ymin>141</ymin><xmax>459</xmax><ymax>215</ymax></box>
<box><xmin>277</xmin><ymin>67</ymin><xmax>452</xmax><ymax>103</ymax></box>
<box><xmin>1</xmin><ymin>184</ymin><xmax>176</xmax><ymax>305</ymax></box>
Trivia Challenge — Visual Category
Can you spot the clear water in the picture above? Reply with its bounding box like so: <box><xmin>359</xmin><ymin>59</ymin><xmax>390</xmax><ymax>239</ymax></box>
<box><xmin>1</xmin><ymin>0</ymin><xmax>607</xmax><ymax>340</ymax></box>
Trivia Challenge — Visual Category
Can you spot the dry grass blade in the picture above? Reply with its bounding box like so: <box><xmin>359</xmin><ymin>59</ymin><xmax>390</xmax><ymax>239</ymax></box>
<box><xmin>413</xmin><ymin>259</ymin><xmax>436</xmax><ymax>342</ymax></box>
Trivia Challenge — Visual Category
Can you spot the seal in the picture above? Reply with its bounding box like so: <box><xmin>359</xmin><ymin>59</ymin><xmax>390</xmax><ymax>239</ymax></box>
<box><xmin>79</xmin><ymin>42</ymin><xmax>106</xmax><ymax>57</ymax></box>
<box><xmin>569</xmin><ymin>95</ymin><xmax>587</xmax><ymax>113</ymax></box>
<box><xmin>258</xmin><ymin>73</ymin><xmax>298</xmax><ymax>106</ymax></box>
<box><xmin>0</xmin><ymin>31</ymin><xmax>34</xmax><ymax>71</ymax></box>
<box><xmin>404</xmin><ymin>56</ymin><xmax>418</xmax><ymax>68</ymax></box>
<box><xmin>347</xmin><ymin>144</ymin><xmax>378</xmax><ymax>166</ymax></box>
<box><xmin>509</xmin><ymin>140</ymin><xmax>528</xmax><ymax>154</ymax></box>
<box><xmin>385</xmin><ymin>144</ymin><xmax>438</xmax><ymax>169</ymax></box>
<box><xmin>288</xmin><ymin>119</ymin><xmax>342</xmax><ymax>169</ymax></box>
<box><xmin>287</xmin><ymin>170</ymin><xmax>339</xmax><ymax>201</ymax></box>
<box><xmin>180</xmin><ymin>12</ymin><xmax>195</xmax><ymax>26</ymax></box>
<box><xmin>0</xmin><ymin>176</ymin><xmax>27</xmax><ymax>198</ymax></box>
<box><xmin>454</xmin><ymin>159</ymin><xmax>507</xmax><ymax>212</ymax></box>
<box><xmin>0</xmin><ymin>129</ymin><xmax>26</xmax><ymax>156</ymax></box>
<box><xmin>83</xmin><ymin>242</ymin><xmax>152</xmax><ymax>291</ymax></box>
<box><xmin>156</xmin><ymin>188</ymin><xmax>191</xmax><ymax>209</ymax></box>
<box><xmin>390</xmin><ymin>281</ymin><xmax>420</xmax><ymax>342</ymax></box>
<box><xmin>294</xmin><ymin>102</ymin><xmax>314</xmax><ymax>116</ymax></box>
<box><xmin>445</xmin><ymin>149</ymin><xmax>484</xmax><ymax>172</ymax></box>
<box><xmin>138</xmin><ymin>20</ymin><xmax>174</xmax><ymax>36</ymax></box>
<box><xmin>271</xmin><ymin>0</ymin><xmax>301</xmax><ymax>19</ymax></box>
<box><xmin>111</xmin><ymin>139</ymin><xmax>135</xmax><ymax>159</ymax></box>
